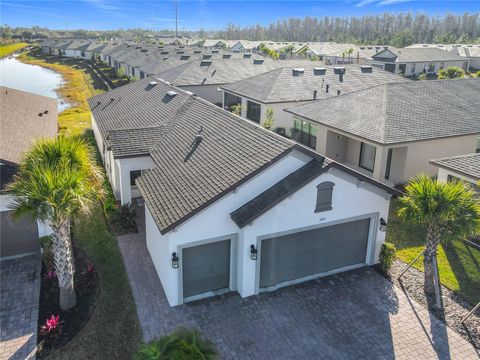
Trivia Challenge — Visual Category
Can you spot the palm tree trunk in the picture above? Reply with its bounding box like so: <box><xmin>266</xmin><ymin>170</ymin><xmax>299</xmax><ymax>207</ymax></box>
<box><xmin>424</xmin><ymin>227</ymin><xmax>441</xmax><ymax>295</ymax></box>
<box><xmin>51</xmin><ymin>219</ymin><xmax>77</xmax><ymax>310</ymax></box>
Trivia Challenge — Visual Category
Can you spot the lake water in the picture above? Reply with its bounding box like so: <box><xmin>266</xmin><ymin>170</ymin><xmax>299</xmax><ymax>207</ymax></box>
<box><xmin>0</xmin><ymin>57</ymin><xmax>69</xmax><ymax>112</ymax></box>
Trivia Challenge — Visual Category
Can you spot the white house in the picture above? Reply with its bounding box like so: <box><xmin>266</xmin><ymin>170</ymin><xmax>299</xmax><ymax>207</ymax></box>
<box><xmin>368</xmin><ymin>47</ymin><xmax>469</xmax><ymax>76</ymax></box>
<box><xmin>285</xmin><ymin>79</ymin><xmax>480</xmax><ymax>185</ymax></box>
<box><xmin>89</xmin><ymin>78</ymin><xmax>399</xmax><ymax>307</ymax></box>
<box><xmin>0</xmin><ymin>87</ymin><xmax>56</xmax><ymax>259</ymax></box>
<box><xmin>430</xmin><ymin>153</ymin><xmax>480</xmax><ymax>185</ymax></box>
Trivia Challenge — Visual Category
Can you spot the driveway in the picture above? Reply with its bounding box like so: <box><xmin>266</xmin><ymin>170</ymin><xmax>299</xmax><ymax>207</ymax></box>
<box><xmin>118</xmin><ymin>215</ymin><xmax>478</xmax><ymax>359</ymax></box>
<box><xmin>0</xmin><ymin>254</ymin><xmax>41</xmax><ymax>360</ymax></box>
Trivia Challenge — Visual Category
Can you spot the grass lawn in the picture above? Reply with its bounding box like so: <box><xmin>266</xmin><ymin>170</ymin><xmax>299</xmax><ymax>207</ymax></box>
<box><xmin>17</xmin><ymin>50</ymin><xmax>108</xmax><ymax>136</ymax></box>
<box><xmin>386</xmin><ymin>198</ymin><xmax>480</xmax><ymax>305</ymax></box>
<box><xmin>49</xmin><ymin>208</ymin><xmax>141</xmax><ymax>359</ymax></box>
<box><xmin>0</xmin><ymin>42</ymin><xmax>28</xmax><ymax>57</ymax></box>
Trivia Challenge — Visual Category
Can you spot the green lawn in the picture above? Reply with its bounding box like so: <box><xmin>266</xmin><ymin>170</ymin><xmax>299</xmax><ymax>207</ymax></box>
<box><xmin>386</xmin><ymin>198</ymin><xmax>480</xmax><ymax>305</ymax></box>
<box><xmin>0</xmin><ymin>42</ymin><xmax>28</xmax><ymax>57</ymax></box>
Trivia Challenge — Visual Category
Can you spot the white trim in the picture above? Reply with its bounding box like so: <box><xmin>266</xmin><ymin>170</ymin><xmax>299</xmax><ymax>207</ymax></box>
<box><xmin>177</xmin><ymin>233</ymin><xmax>238</xmax><ymax>305</ymax></box>
<box><xmin>254</xmin><ymin>213</ymin><xmax>379</xmax><ymax>294</ymax></box>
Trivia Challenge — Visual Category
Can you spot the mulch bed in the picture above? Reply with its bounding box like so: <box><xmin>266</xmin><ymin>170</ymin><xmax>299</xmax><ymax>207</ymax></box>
<box><xmin>36</xmin><ymin>242</ymin><xmax>99</xmax><ymax>359</ymax></box>
<box><xmin>385</xmin><ymin>259</ymin><xmax>479</xmax><ymax>350</ymax></box>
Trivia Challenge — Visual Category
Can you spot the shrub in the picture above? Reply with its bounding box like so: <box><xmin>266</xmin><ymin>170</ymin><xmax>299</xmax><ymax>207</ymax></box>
<box><xmin>419</xmin><ymin>73</ymin><xmax>427</xmax><ymax>80</ymax></box>
<box><xmin>475</xmin><ymin>70</ymin><xmax>480</xmax><ymax>78</ymax></box>
<box><xmin>378</xmin><ymin>242</ymin><xmax>397</xmax><ymax>275</ymax></box>
<box><xmin>109</xmin><ymin>203</ymin><xmax>137</xmax><ymax>234</ymax></box>
<box><xmin>40</xmin><ymin>314</ymin><xmax>62</xmax><ymax>336</ymax></box>
<box><xmin>438</xmin><ymin>66</ymin><xmax>465</xmax><ymax>79</ymax></box>
<box><xmin>134</xmin><ymin>327</ymin><xmax>218</xmax><ymax>360</ymax></box>
<box><xmin>229</xmin><ymin>103</ymin><xmax>242</xmax><ymax>116</ymax></box>
<box><xmin>263</xmin><ymin>108</ymin><xmax>275</xmax><ymax>130</ymax></box>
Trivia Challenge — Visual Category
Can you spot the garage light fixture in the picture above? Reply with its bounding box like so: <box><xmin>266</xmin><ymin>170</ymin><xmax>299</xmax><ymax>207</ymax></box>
<box><xmin>379</xmin><ymin>218</ymin><xmax>388</xmax><ymax>232</ymax></box>
<box><xmin>171</xmin><ymin>252</ymin><xmax>179</xmax><ymax>269</ymax></box>
<box><xmin>250</xmin><ymin>245</ymin><xmax>258</xmax><ymax>260</ymax></box>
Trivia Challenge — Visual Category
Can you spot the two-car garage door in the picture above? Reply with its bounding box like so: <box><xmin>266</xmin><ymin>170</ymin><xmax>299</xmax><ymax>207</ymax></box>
<box><xmin>259</xmin><ymin>218</ymin><xmax>370</xmax><ymax>289</ymax></box>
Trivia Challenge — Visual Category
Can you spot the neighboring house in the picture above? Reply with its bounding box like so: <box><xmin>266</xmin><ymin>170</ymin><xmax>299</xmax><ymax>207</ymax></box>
<box><xmin>219</xmin><ymin>65</ymin><xmax>407</xmax><ymax>133</ymax></box>
<box><xmin>407</xmin><ymin>43</ymin><xmax>480</xmax><ymax>70</ymax></box>
<box><xmin>285</xmin><ymin>79</ymin><xmax>480</xmax><ymax>185</ymax></box>
<box><xmin>306</xmin><ymin>43</ymin><xmax>395</xmax><ymax>64</ymax></box>
<box><xmin>155</xmin><ymin>58</ymin><xmax>316</xmax><ymax>105</ymax></box>
<box><xmin>368</xmin><ymin>47</ymin><xmax>469</xmax><ymax>76</ymax></box>
<box><xmin>0</xmin><ymin>87</ymin><xmax>57</xmax><ymax>259</ymax></box>
<box><xmin>88</xmin><ymin>77</ymin><xmax>399</xmax><ymax>307</ymax></box>
<box><xmin>430</xmin><ymin>153</ymin><xmax>480</xmax><ymax>185</ymax></box>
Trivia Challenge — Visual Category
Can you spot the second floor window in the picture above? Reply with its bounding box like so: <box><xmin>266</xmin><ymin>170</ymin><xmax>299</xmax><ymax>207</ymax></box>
<box><xmin>291</xmin><ymin>118</ymin><xmax>317</xmax><ymax>150</ymax></box>
<box><xmin>359</xmin><ymin>142</ymin><xmax>376</xmax><ymax>172</ymax></box>
<box><xmin>246</xmin><ymin>101</ymin><xmax>261</xmax><ymax>123</ymax></box>
<box><xmin>130</xmin><ymin>170</ymin><xmax>142</xmax><ymax>187</ymax></box>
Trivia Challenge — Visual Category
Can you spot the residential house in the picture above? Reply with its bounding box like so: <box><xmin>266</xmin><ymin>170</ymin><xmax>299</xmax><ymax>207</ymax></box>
<box><xmin>407</xmin><ymin>43</ymin><xmax>480</xmax><ymax>70</ymax></box>
<box><xmin>430</xmin><ymin>153</ymin><xmax>480</xmax><ymax>185</ymax></box>
<box><xmin>0</xmin><ymin>87</ymin><xmax>57</xmax><ymax>259</ymax></box>
<box><xmin>306</xmin><ymin>43</ymin><xmax>395</xmax><ymax>64</ymax></box>
<box><xmin>368</xmin><ymin>47</ymin><xmax>469</xmax><ymax>75</ymax></box>
<box><xmin>88</xmin><ymin>77</ymin><xmax>399</xmax><ymax>306</ymax></box>
<box><xmin>220</xmin><ymin>65</ymin><xmax>407</xmax><ymax>133</ymax></box>
<box><xmin>285</xmin><ymin>79</ymin><xmax>480</xmax><ymax>185</ymax></box>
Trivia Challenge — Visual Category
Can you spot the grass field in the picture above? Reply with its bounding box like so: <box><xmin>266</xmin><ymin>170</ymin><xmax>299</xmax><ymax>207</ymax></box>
<box><xmin>386</xmin><ymin>198</ymin><xmax>480</xmax><ymax>305</ymax></box>
<box><xmin>17</xmin><ymin>50</ymin><xmax>107</xmax><ymax>136</ymax></box>
<box><xmin>0</xmin><ymin>42</ymin><xmax>28</xmax><ymax>57</ymax></box>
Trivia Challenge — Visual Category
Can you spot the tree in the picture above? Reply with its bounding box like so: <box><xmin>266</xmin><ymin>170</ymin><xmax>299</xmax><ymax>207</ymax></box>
<box><xmin>397</xmin><ymin>175</ymin><xmax>480</xmax><ymax>298</ymax></box>
<box><xmin>8</xmin><ymin>136</ymin><xmax>104</xmax><ymax>310</ymax></box>
<box><xmin>230</xmin><ymin>103</ymin><xmax>243</xmax><ymax>116</ymax></box>
<box><xmin>438</xmin><ymin>66</ymin><xmax>465</xmax><ymax>79</ymax></box>
<box><xmin>263</xmin><ymin>108</ymin><xmax>275</xmax><ymax>130</ymax></box>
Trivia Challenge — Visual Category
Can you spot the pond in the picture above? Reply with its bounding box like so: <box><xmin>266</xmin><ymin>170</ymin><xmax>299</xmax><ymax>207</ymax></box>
<box><xmin>0</xmin><ymin>56</ymin><xmax>70</xmax><ymax>112</ymax></box>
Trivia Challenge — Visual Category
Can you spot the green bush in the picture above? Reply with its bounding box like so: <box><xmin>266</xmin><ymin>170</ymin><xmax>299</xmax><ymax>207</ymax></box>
<box><xmin>109</xmin><ymin>203</ymin><xmax>137</xmax><ymax>234</ymax></box>
<box><xmin>134</xmin><ymin>327</ymin><xmax>218</xmax><ymax>360</ymax></box>
<box><xmin>379</xmin><ymin>242</ymin><xmax>397</xmax><ymax>275</ymax></box>
<box><xmin>438</xmin><ymin>66</ymin><xmax>465</xmax><ymax>79</ymax></box>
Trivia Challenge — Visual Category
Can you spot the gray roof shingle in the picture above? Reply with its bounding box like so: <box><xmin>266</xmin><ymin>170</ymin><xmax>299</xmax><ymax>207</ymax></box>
<box><xmin>286</xmin><ymin>78</ymin><xmax>480</xmax><ymax>144</ymax></box>
<box><xmin>430</xmin><ymin>153</ymin><xmax>480</xmax><ymax>180</ymax></box>
<box><xmin>373</xmin><ymin>47</ymin><xmax>467</xmax><ymax>63</ymax></box>
<box><xmin>220</xmin><ymin>65</ymin><xmax>407</xmax><ymax>103</ymax></box>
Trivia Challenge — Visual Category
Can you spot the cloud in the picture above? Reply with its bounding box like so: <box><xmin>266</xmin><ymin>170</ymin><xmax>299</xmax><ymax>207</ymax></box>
<box><xmin>82</xmin><ymin>0</ymin><xmax>127</xmax><ymax>17</ymax></box>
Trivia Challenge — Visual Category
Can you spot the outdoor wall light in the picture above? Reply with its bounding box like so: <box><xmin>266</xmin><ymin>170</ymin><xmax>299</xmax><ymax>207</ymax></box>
<box><xmin>379</xmin><ymin>218</ymin><xmax>388</xmax><ymax>232</ymax></box>
<box><xmin>250</xmin><ymin>244</ymin><xmax>258</xmax><ymax>260</ymax></box>
<box><xmin>171</xmin><ymin>252</ymin><xmax>179</xmax><ymax>269</ymax></box>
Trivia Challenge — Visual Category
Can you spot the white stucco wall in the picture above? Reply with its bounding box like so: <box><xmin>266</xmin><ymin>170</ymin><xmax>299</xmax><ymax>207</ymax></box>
<box><xmin>145</xmin><ymin>150</ymin><xmax>392</xmax><ymax>306</ymax></box>
<box><xmin>178</xmin><ymin>84</ymin><xmax>223</xmax><ymax>105</ymax></box>
<box><xmin>116</xmin><ymin>156</ymin><xmax>156</xmax><ymax>205</ymax></box>
<box><xmin>436</xmin><ymin>167</ymin><xmax>478</xmax><ymax>184</ymax></box>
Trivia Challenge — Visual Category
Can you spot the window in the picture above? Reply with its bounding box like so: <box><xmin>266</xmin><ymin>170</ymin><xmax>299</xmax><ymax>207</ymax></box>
<box><xmin>140</xmin><ymin>71</ymin><xmax>145</xmax><ymax>79</ymax></box>
<box><xmin>384</xmin><ymin>148</ymin><xmax>393</xmax><ymax>180</ymax></box>
<box><xmin>410</xmin><ymin>63</ymin><xmax>415</xmax><ymax>73</ymax></box>
<box><xmin>130</xmin><ymin>170</ymin><xmax>142</xmax><ymax>187</ymax></box>
<box><xmin>291</xmin><ymin>118</ymin><xmax>318</xmax><ymax>149</ymax></box>
<box><xmin>439</xmin><ymin>62</ymin><xmax>445</xmax><ymax>70</ymax></box>
<box><xmin>428</xmin><ymin>63</ymin><xmax>435</xmax><ymax>72</ymax></box>
<box><xmin>359</xmin><ymin>142</ymin><xmax>376</xmax><ymax>172</ymax></box>
<box><xmin>315</xmin><ymin>182</ymin><xmax>335</xmax><ymax>212</ymax></box>
<box><xmin>246</xmin><ymin>101</ymin><xmax>261</xmax><ymax>123</ymax></box>
<box><xmin>81</xmin><ymin>51</ymin><xmax>86</xmax><ymax>57</ymax></box>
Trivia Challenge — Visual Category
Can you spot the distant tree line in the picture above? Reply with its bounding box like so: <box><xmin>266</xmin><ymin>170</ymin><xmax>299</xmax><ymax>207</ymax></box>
<box><xmin>215</xmin><ymin>12</ymin><xmax>480</xmax><ymax>46</ymax></box>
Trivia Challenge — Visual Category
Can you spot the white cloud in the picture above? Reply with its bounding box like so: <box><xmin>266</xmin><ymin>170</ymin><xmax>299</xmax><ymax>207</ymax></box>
<box><xmin>355</xmin><ymin>0</ymin><xmax>413</xmax><ymax>6</ymax></box>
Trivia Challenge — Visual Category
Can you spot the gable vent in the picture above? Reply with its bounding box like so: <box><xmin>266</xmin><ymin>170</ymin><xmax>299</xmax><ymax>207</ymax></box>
<box><xmin>253</xmin><ymin>59</ymin><xmax>264</xmax><ymax>65</ymax></box>
<box><xmin>292</xmin><ymin>68</ymin><xmax>304</xmax><ymax>76</ymax></box>
<box><xmin>166</xmin><ymin>90</ymin><xmax>178</xmax><ymax>97</ymax></box>
<box><xmin>200</xmin><ymin>60</ymin><xmax>213</xmax><ymax>66</ymax></box>
<box><xmin>313</xmin><ymin>67</ymin><xmax>326</xmax><ymax>75</ymax></box>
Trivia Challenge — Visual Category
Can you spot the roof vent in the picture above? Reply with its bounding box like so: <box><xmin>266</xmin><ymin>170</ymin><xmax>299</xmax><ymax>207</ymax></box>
<box><xmin>141</xmin><ymin>49</ymin><xmax>148</xmax><ymax>52</ymax></box>
<box><xmin>360</xmin><ymin>46</ymin><xmax>365</xmax><ymax>50</ymax></box>
<box><xmin>313</xmin><ymin>90</ymin><xmax>317</xmax><ymax>100</ymax></box>
<box><xmin>253</xmin><ymin>59</ymin><xmax>264</xmax><ymax>64</ymax></box>
<box><xmin>44</xmin><ymin>110</ymin><xmax>49</xmax><ymax>114</ymax></box>
<box><xmin>166</xmin><ymin>90</ymin><xmax>178</xmax><ymax>97</ymax></box>
<box><xmin>163</xmin><ymin>56</ymin><xmax>168</xmax><ymax>60</ymax></box>
<box><xmin>360</xmin><ymin>65</ymin><xmax>373</xmax><ymax>73</ymax></box>
<box><xmin>194</xmin><ymin>50</ymin><xmax>201</xmax><ymax>54</ymax></box>
<box><xmin>326</xmin><ymin>84</ymin><xmax>329</xmax><ymax>93</ymax></box>
<box><xmin>292</xmin><ymin>68</ymin><xmax>304</xmax><ymax>76</ymax></box>
<box><xmin>223</xmin><ymin>54</ymin><xmax>231</xmax><ymax>59</ymax></box>
<box><xmin>333</xmin><ymin>67</ymin><xmax>346</xmax><ymax>74</ymax></box>
<box><xmin>202</xmin><ymin>54</ymin><xmax>212</xmax><ymax>59</ymax></box>
<box><xmin>313</xmin><ymin>67</ymin><xmax>326</xmax><ymax>75</ymax></box>
<box><xmin>212</xmin><ymin>50</ymin><xmax>219</xmax><ymax>53</ymax></box>
<box><xmin>243</xmin><ymin>53</ymin><xmax>252</xmax><ymax>58</ymax></box>
<box><xmin>38</xmin><ymin>112</ymin><xmax>43</xmax><ymax>117</ymax></box>
<box><xmin>161</xmin><ymin>51</ymin><xmax>169</xmax><ymax>55</ymax></box>
<box><xmin>180</xmin><ymin>55</ymin><xmax>190</xmax><ymax>60</ymax></box>
<box><xmin>136</xmin><ymin>46</ymin><xmax>142</xmax><ymax>49</ymax></box>
<box><xmin>149</xmin><ymin>81</ymin><xmax>158</xmax><ymax>86</ymax></box>
<box><xmin>200</xmin><ymin>60</ymin><xmax>213</xmax><ymax>66</ymax></box>
<box><xmin>176</xmin><ymin>50</ymin><xmax>184</xmax><ymax>54</ymax></box>
<box><xmin>337</xmin><ymin>90</ymin><xmax>341</xmax><ymax>95</ymax></box>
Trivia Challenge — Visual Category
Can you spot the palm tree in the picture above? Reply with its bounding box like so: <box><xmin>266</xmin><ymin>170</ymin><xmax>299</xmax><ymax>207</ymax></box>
<box><xmin>8</xmin><ymin>136</ymin><xmax>104</xmax><ymax>310</ymax></box>
<box><xmin>397</xmin><ymin>175</ymin><xmax>480</xmax><ymax>297</ymax></box>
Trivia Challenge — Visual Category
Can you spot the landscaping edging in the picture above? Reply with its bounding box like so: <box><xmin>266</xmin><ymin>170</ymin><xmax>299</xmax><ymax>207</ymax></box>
<box><xmin>388</xmin><ymin>259</ymin><xmax>479</xmax><ymax>349</ymax></box>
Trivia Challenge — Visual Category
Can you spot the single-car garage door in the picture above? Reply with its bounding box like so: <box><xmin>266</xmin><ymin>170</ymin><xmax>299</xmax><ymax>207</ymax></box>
<box><xmin>1</xmin><ymin>211</ymin><xmax>39</xmax><ymax>258</ymax></box>
<box><xmin>182</xmin><ymin>239</ymin><xmax>231</xmax><ymax>299</ymax></box>
<box><xmin>260</xmin><ymin>218</ymin><xmax>370</xmax><ymax>289</ymax></box>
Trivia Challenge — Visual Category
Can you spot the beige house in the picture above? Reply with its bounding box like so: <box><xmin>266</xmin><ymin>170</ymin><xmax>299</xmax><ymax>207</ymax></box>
<box><xmin>286</xmin><ymin>79</ymin><xmax>480</xmax><ymax>185</ymax></box>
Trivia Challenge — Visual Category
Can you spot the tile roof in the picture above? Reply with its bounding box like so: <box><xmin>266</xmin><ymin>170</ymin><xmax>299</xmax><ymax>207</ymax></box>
<box><xmin>89</xmin><ymin>79</ymin><xmax>399</xmax><ymax>234</ymax></box>
<box><xmin>0</xmin><ymin>87</ymin><xmax>58</xmax><ymax>191</ymax></box>
<box><xmin>220</xmin><ymin>65</ymin><xmax>407</xmax><ymax>103</ymax></box>
<box><xmin>286</xmin><ymin>78</ymin><xmax>480</xmax><ymax>144</ymax></box>
<box><xmin>230</xmin><ymin>158</ymin><xmax>332</xmax><ymax>228</ymax></box>
<box><xmin>430</xmin><ymin>153</ymin><xmax>480</xmax><ymax>181</ymax></box>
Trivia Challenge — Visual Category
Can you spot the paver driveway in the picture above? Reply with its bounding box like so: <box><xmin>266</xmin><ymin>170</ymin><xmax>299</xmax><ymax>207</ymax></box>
<box><xmin>118</xmin><ymin>213</ymin><xmax>478</xmax><ymax>359</ymax></box>
<box><xmin>0</xmin><ymin>254</ymin><xmax>41</xmax><ymax>360</ymax></box>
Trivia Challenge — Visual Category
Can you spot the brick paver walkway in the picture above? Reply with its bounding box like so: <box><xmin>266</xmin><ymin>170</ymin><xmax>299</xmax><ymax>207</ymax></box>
<box><xmin>0</xmin><ymin>254</ymin><xmax>41</xmax><ymax>360</ymax></box>
<box><xmin>118</xmin><ymin>209</ymin><xmax>479</xmax><ymax>359</ymax></box>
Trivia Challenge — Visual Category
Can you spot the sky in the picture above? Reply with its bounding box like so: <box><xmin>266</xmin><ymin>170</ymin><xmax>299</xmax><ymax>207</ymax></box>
<box><xmin>1</xmin><ymin>0</ymin><xmax>479</xmax><ymax>31</ymax></box>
